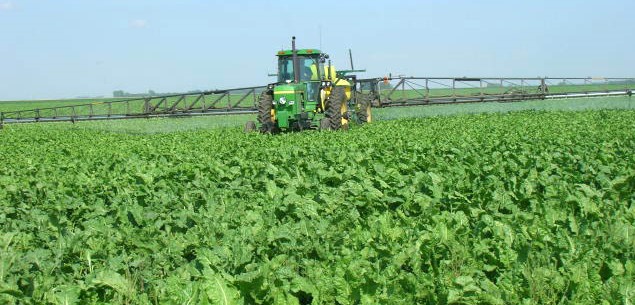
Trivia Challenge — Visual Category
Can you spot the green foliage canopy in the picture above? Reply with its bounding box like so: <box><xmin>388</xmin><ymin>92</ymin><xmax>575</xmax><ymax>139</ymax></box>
<box><xmin>0</xmin><ymin>110</ymin><xmax>634</xmax><ymax>304</ymax></box>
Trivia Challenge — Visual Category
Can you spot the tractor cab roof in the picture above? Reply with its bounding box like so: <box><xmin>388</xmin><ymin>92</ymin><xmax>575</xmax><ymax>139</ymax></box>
<box><xmin>276</xmin><ymin>49</ymin><xmax>322</xmax><ymax>56</ymax></box>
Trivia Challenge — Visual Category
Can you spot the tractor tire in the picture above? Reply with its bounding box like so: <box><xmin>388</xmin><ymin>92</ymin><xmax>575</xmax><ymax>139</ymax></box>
<box><xmin>244</xmin><ymin>121</ymin><xmax>256</xmax><ymax>133</ymax></box>
<box><xmin>356</xmin><ymin>95</ymin><xmax>372</xmax><ymax>124</ymax></box>
<box><xmin>319</xmin><ymin>118</ymin><xmax>331</xmax><ymax>131</ymax></box>
<box><xmin>325</xmin><ymin>86</ymin><xmax>348</xmax><ymax>130</ymax></box>
<box><xmin>257</xmin><ymin>90</ymin><xmax>276</xmax><ymax>133</ymax></box>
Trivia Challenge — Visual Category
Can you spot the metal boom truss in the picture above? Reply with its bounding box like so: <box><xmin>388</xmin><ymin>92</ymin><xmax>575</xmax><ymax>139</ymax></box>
<box><xmin>1</xmin><ymin>77</ymin><xmax>633</xmax><ymax>127</ymax></box>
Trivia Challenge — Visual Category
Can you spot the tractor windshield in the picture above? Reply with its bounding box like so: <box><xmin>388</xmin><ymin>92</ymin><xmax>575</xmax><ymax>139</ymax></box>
<box><xmin>278</xmin><ymin>56</ymin><xmax>320</xmax><ymax>83</ymax></box>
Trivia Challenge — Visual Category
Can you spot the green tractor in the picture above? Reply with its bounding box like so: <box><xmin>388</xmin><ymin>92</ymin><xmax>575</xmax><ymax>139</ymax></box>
<box><xmin>245</xmin><ymin>37</ymin><xmax>373</xmax><ymax>133</ymax></box>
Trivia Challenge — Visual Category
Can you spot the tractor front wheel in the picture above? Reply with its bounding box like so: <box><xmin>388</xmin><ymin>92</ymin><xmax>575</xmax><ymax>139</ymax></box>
<box><xmin>244</xmin><ymin>121</ymin><xmax>256</xmax><ymax>133</ymax></box>
<box><xmin>319</xmin><ymin>118</ymin><xmax>331</xmax><ymax>131</ymax></box>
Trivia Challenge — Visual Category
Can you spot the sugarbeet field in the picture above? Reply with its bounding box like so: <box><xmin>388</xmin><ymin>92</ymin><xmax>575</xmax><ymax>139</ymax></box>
<box><xmin>1</xmin><ymin>108</ymin><xmax>635</xmax><ymax>304</ymax></box>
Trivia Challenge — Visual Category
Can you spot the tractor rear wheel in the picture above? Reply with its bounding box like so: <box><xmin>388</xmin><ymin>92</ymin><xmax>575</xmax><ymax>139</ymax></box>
<box><xmin>257</xmin><ymin>90</ymin><xmax>276</xmax><ymax>133</ymax></box>
<box><xmin>356</xmin><ymin>95</ymin><xmax>372</xmax><ymax>124</ymax></box>
<box><xmin>325</xmin><ymin>86</ymin><xmax>348</xmax><ymax>130</ymax></box>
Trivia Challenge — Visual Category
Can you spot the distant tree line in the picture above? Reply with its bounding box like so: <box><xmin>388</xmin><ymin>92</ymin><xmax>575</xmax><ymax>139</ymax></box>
<box><xmin>607</xmin><ymin>79</ymin><xmax>635</xmax><ymax>85</ymax></box>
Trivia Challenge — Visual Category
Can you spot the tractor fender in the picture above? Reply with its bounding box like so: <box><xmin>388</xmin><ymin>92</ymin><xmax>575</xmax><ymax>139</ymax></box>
<box><xmin>320</xmin><ymin>79</ymin><xmax>352</xmax><ymax>103</ymax></box>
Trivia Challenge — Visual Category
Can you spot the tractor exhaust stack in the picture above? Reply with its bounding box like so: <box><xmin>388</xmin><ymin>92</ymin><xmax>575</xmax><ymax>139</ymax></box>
<box><xmin>292</xmin><ymin>36</ymin><xmax>300</xmax><ymax>83</ymax></box>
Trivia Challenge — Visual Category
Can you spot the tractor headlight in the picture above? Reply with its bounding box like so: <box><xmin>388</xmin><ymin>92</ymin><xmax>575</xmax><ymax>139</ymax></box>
<box><xmin>279</xmin><ymin>96</ymin><xmax>286</xmax><ymax>104</ymax></box>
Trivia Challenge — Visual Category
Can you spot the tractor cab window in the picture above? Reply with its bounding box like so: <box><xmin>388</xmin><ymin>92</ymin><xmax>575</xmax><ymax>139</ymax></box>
<box><xmin>299</xmin><ymin>57</ymin><xmax>319</xmax><ymax>81</ymax></box>
<box><xmin>277</xmin><ymin>55</ymin><xmax>320</xmax><ymax>83</ymax></box>
<box><xmin>278</xmin><ymin>57</ymin><xmax>294</xmax><ymax>83</ymax></box>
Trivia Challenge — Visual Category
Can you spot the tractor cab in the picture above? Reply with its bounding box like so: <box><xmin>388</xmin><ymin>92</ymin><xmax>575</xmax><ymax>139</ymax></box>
<box><xmin>276</xmin><ymin>49</ymin><xmax>325</xmax><ymax>103</ymax></box>
<box><xmin>277</xmin><ymin>51</ymin><xmax>322</xmax><ymax>82</ymax></box>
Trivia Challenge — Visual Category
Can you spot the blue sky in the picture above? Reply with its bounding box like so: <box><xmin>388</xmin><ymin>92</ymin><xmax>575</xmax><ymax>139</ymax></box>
<box><xmin>0</xmin><ymin>0</ymin><xmax>633</xmax><ymax>100</ymax></box>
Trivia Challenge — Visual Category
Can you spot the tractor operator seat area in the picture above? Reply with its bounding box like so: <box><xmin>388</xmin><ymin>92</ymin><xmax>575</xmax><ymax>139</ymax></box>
<box><xmin>277</xmin><ymin>56</ymin><xmax>320</xmax><ymax>83</ymax></box>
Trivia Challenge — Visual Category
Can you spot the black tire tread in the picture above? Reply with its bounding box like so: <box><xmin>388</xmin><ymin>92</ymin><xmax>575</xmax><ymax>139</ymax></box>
<box><xmin>257</xmin><ymin>90</ymin><xmax>275</xmax><ymax>133</ymax></box>
<box><xmin>325</xmin><ymin>86</ymin><xmax>346</xmax><ymax>130</ymax></box>
<box><xmin>356</xmin><ymin>95</ymin><xmax>372</xmax><ymax>124</ymax></box>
